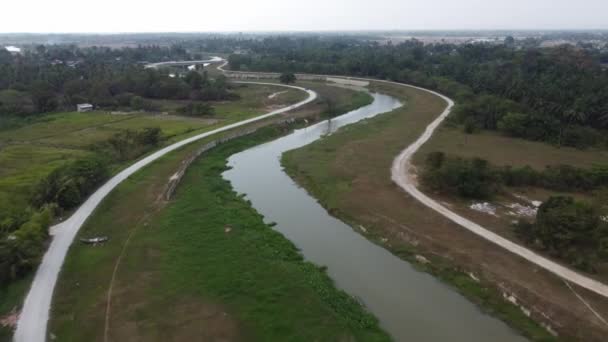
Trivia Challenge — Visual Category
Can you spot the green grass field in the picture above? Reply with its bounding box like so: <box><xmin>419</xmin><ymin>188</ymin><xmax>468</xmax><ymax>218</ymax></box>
<box><xmin>0</xmin><ymin>82</ymin><xmax>307</xmax><ymax>228</ymax></box>
<box><xmin>47</xmin><ymin>84</ymin><xmax>387</xmax><ymax>341</ymax></box>
<box><xmin>416</xmin><ymin>125</ymin><xmax>608</xmax><ymax>170</ymax></box>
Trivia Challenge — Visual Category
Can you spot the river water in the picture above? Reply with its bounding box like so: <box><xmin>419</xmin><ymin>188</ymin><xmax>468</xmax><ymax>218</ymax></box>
<box><xmin>223</xmin><ymin>92</ymin><xmax>526</xmax><ymax>341</ymax></box>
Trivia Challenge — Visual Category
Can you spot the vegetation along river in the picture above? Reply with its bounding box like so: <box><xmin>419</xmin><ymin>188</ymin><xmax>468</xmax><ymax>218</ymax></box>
<box><xmin>223</xmin><ymin>92</ymin><xmax>526</xmax><ymax>341</ymax></box>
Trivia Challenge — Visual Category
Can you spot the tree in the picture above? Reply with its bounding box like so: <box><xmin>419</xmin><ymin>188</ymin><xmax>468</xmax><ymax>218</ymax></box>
<box><xmin>0</xmin><ymin>89</ymin><xmax>34</xmax><ymax>115</ymax></box>
<box><xmin>497</xmin><ymin>112</ymin><xmax>529</xmax><ymax>137</ymax></box>
<box><xmin>185</xmin><ymin>71</ymin><xmax>203</xmax><ymax>90</ymax></box>
<box><xmin>30</xmin><ymin>81</ymin><xmax>58</xmax><ymax>113</ymax></box>
<box><xmin>279</xmin><ymin>72</ymin><xmax>296</xmax><ymax>84</ymax></box>
<box><xmin>533</xmin><ymin>196</ymin><xmax>603</xmax><ymax>271</ymax></box>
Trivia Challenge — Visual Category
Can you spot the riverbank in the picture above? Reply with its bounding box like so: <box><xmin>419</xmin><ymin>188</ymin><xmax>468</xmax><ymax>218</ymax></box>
<box><xmin>0</xmin><ymin>81</ymin><xmax>312</xmax><ymax>338</ymax></box>
<box><xmin>46</xmin><ymin>83</ymin><xmax>388</xmax><ymax>341</ymax></box>
<box><xmin>281</xmin><ymin>80</ymin><xmax>608</xmax><ymax>341</ymax></box>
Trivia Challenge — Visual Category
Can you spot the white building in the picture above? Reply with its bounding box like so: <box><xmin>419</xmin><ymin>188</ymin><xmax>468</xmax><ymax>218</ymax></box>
<box><xmin>4</xmin><ymin>46</ymin><xmax>21</xmax><ymax>54</ymax></box>
<box><xmin>77</xmin><ymin>103</ymin><xmax>94</xmax><ymax>112</ymax></box>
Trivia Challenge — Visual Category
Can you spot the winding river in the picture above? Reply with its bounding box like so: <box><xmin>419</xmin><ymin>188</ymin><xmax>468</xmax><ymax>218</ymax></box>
<box><xmin>223</xmin><ymin>92</ymin><xmax>526</xmax><ymax>341</ymax></box>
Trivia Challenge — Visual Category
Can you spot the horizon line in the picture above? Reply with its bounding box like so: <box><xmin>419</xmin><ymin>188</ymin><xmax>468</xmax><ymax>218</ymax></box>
<box><xmin>2</xmin><ymin>28</ymin><xmax>608</xmax><ymax>35</ymax></box>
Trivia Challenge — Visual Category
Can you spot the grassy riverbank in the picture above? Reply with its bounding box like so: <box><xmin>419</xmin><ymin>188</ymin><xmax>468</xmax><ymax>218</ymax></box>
<box><xmin>47</xmin><ymin>83</ymin><xmax>389</xmax><ymax>341</ymax></box>
<box><xmin>0</xmin><ymin>82</ymin><xmax>311</xmax><ymax>339</ymax></box>
<box><xmin>281</xmin><ymin>81</ymin><xmax>561</xmax><ymax>341</ymax></box>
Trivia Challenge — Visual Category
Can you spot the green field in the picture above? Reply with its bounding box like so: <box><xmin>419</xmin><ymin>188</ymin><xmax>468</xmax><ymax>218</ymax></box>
<box><xmin>416</xmin><ymin>125</ymin><xmax>608</xmax><ymax>170</ymax></box>
<box><xmin>0</xmin><ymin>82</ymin><xmax>305</xmax><ymax>224</ymax></box>
<box><xmin>47</xmin><ymin>83</ymin><xmax>387</xmax><ymax>341</ymax></box>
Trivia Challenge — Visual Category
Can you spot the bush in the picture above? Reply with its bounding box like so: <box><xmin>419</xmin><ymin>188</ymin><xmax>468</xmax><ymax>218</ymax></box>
<box><xmin>280</xmin><ymin>72</ymin><xmax>296</xmax><ymax>84</ymax></box>
<box><xmin>0</xmin><ymin>89</ymin><xmax>35</xmax><ymax>116</ymax></box>
<box><xmin>499</xmin><ymin>165</ymin><xmax>539</xmax><ymax>187</ymax></box>
<box><xmin>33</xmin><ymin>156</ymin><xmax>110</xmax><ymax>210</ymax></box>
<box><xmin>99</xmin><ymin>127</ymin><xmax>163</xmax><ymax>161</ymax></box>
<box><xmin>0</xmin><ymin>206</ymin><xmax>53</xmax><ymax>283</ymax></box>
<box><xmin>562</xmin><ymin>125</ymin><xmax>605</xmax><ymax>149</ymax></box>
<box><xmin>176</xmin><ymin>102</ymin><xmax>215</xmax><ymax>116</ymax></box>
<box><xmin>115</xmin><ymin>93</ymin><xmax>134</xmax><ymax>107</ymax></box>
<box><xmin>424</xmin><ymin>152</ymin><xmax>608</xmax><ymax>198</ymax></box>
<box><xmin>422</xmin><ymin>154</ymin><xmax>499</xmax><ymax>199</ymax></box>
<box><xmin>453</xmin><ymin>95</ymin><xmax>521</xmax><ymax>130</ymax></box>
<box><xmin>497</xmin><ymin>112</ymin><xmax>529</xmax><ymax>137</ymax></box>
<box><xmin>130</xmin><ymin>96</ymin><xmax>159</xmax><ymax>112</ymax></box>
<box><xmin>528</xmin><ymin>196</ymin><xmax>606</xmax><ymax>272</ymax></box>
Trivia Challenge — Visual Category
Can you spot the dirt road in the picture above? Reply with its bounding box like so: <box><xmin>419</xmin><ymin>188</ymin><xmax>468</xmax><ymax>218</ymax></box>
<box><xmin>388</xmin><ymin>83</ymin><xmax>608</xmax><ymax>299</ymax></box>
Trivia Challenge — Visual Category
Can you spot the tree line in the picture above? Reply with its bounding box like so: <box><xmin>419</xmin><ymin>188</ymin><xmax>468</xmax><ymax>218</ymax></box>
<box><xmin>0</xmin><ymin>45</ymin><xmax>235</xmax><ymax>120</ymax></box>
<box><xmin>422</xmin><ymin>151</ymin><xmax>608</xmax><ymax>198</ymax></box>
<box><xmin>228</xmin><ymin>37</ymin><xmax>608</xmax><ymax>148</ymax></box>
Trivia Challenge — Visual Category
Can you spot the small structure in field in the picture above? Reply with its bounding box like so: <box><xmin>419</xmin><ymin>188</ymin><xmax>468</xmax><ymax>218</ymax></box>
<box><xmin>80</xmin><ymin>236</ymin><xmax>109</xmax><ymax>245</ymax></box>
<box><xmin>77</xmin><ymin>103</ymin><xmax>94</xmax><ymax>112</ymax></box>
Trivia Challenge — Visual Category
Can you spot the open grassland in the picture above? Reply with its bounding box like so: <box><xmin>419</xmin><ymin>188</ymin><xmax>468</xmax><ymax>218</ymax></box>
<box><xmin>47</xmin><ymin>84</ymin><xmax>387</xmax><ymax>341</ymax></box>
<box><xmin>0</xmin><ymin>82</ymin><xmax>304</xmax><ymax>228</ymax></box>
<box><xmin>416</xmin><ymin>126</ymin><xmax>608</xmax><ymax>170</ymax></box>
<box><xmin>282</xmin><ymin>81</ymin><xmax>608</xmax><ymax>341</ymax></box>
<box><xmin>148</xmin><ymin>83</ymin><xmax>307</xmax><ymax>120</ymax></box>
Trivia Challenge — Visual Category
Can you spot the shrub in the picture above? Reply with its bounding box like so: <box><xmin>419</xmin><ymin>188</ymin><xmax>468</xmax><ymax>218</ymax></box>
<box><xmin>530</xmin><ymin>196</ymin><xmax>605</xmax><ymax>272</ymax></box>
<box><xmin>422</xmin><ymin>155</ymin><xmax>499</xmax><ymax>199</ymax></box>
<box><xmin>423</xmin><ymin>152</ymin><xmax>608</xmax><ymax>198</ymax></box>
<box><xmin>176</xmin><ymin>102</ymin><xmax>215</xmax><ymax>116</ymax></box>
<box><xmin>33</xmin><ymin>156</ymin><xmax>110</xmax><ymax>211</ymax></box>
<box><xmin>280</xmin><ymin>72</ymin><xmax>296</xmax><ymax>84</ymax></box>
<box><xmin>562</xmin><ymin>125</ymin><xmax>604</xmax><ymax>149</ymax></box>
<box><xmin>0</xmin><ymin>206</ymin><xmax>53</xmax><ymax>282</ymax></box>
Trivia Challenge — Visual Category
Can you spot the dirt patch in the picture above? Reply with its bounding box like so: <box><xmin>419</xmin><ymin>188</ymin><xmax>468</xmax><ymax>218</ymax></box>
<box><xmin>107</xmin><ymin>262</ymin><xmax>241</xmax><ymax>342</ymax></box>
<box><xmin>0</xmin><ymin>308</ymin><xmax>19</xmax><ymax>329</ymax></box>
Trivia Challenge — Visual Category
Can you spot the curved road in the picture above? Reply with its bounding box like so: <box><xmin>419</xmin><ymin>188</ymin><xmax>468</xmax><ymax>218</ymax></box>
<box><xmin>223</xmin><ymin>60</ymin><xmax>608</xmax><ymax>299</ymax></box>
<box><xmin>218</xmin><ymin>61</ymin><xmax>608</xmax><ymax>298</ymax></box>
<box><xmin>16</xmin><ymin>60</ymin><xmax>608</xmax><ymax>341</ymax></box>
<box><xmin>14</xmin><ymin>80</ymin><xmax>317</xmax><ymax>342</ymax></box>
<box><xmin>144</xmin><ymin>56</ymin><xmax>223</xmax><ymax>69</ymax></box>
<box><xmin>388</xmin><ymin>83</ymin><xmax>608</xmax><ymax>299</ymax></box>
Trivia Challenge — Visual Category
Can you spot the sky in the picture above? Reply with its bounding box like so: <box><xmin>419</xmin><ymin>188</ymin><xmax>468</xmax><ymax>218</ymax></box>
<box><xmin>2</xmin><ymin>0</ymin><xmax>608</xmax><ymax>33</ymax></box>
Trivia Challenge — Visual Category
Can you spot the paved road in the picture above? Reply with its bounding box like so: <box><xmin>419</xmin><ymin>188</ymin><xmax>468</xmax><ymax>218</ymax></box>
<box><xmin>220</xmin><ymin>61</ymin><xmax>608</xmax><ymax>299</ymax></box>
<box><xmin>144</xmin><ymin>56</ymin><xmax>223</xmax><ymax>69</ymax></box>
<box><xmin>14</xmin><ymin>81</ymin><xmax>317</xmax><ymax>342</ymax></box>
<box><xmin>388</xmin><ymin>82</ymin><xmax>608</xmax><ymax>299</ymax></box>
<box><xmin>17</xmin><ymin>61</ymin><xmax>608</xmax><ymax>342</ymax></box>
<box><xmin>183</xmin><ymin>61</ymin><xmax>608</xmax><ymax>298</ymax></box>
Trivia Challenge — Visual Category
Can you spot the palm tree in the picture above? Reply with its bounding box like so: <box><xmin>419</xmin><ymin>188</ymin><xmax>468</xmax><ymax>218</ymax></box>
<box><xmin>558</xmin><ymin>109</ymin><xmax>586</xmax><ymax>147</ymax></box>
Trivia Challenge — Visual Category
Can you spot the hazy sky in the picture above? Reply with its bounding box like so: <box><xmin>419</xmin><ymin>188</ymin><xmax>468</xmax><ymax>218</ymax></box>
<box><xmin>2</xmin><ymin>0</ymin><xmax>608</xmax><ymax>33</ymax></box>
